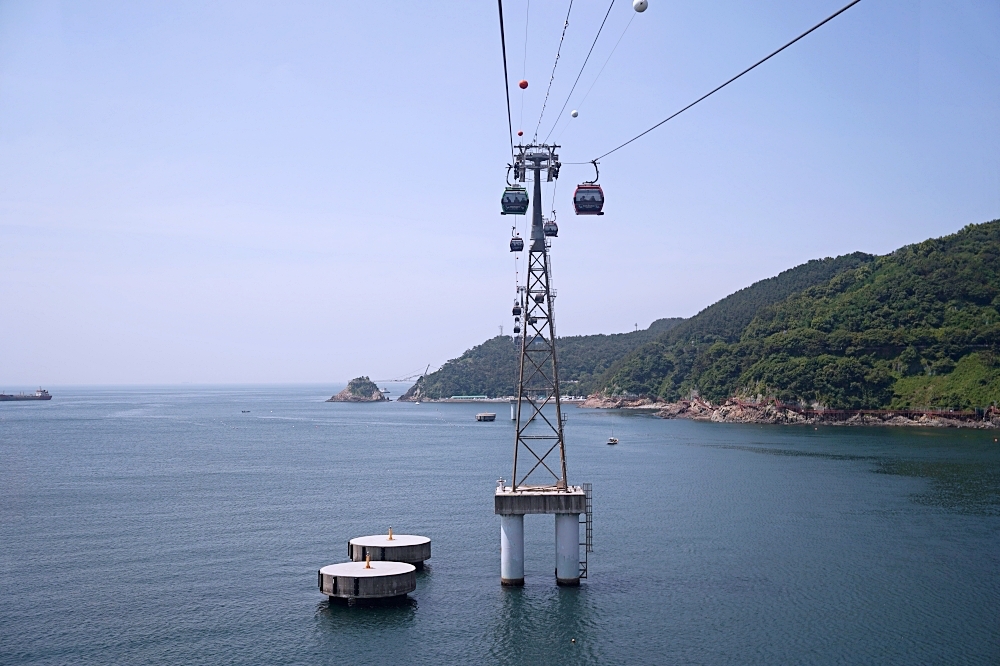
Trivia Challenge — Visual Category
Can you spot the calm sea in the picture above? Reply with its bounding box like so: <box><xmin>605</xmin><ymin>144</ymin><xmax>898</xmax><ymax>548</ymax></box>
<box><xmin>2</xmin><ymin>386</ymin><xmax>998</xmax><ymax>665</ymax></box>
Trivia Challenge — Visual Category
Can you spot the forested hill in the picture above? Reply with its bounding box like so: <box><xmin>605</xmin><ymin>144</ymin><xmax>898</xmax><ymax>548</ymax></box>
<box><xmin>597</xmin><ymin>252</ymin><xmax>876</xmax><ymax>397</ymax></box>
<box><xmin>602</xmin><ymin>220</ymin><xmax>1000</xmax><ymax>409</ymax></box>
<box><xmin>400</xmin><ymin>220</ymin><xmax>1000</xmax><ymax>410</ymax></box>
<box><xmin>398</xmin><ymin>318</ymin><xmax>683</xmax><ymax>400</ymax></box>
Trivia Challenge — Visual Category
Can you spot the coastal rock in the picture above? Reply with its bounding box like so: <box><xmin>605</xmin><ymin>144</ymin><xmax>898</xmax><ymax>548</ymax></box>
<box><xmin>655</xmin><ymin>399</ymin><xmax>1000</xmax><ymax>429</ymax></box>
<box><xmin>397</xmin><ymin>380</ymin><xmax>430</xmax><ymax>402</ymax></box>
<box><xmin>327</xmin><ymin>376</ymin><xmax>387</xmax><ymax>402</ymax></box>
<box><xmin>581</xmin><ymin>394</ymin><xmax>664</xmax><ymax>410</ymax></box>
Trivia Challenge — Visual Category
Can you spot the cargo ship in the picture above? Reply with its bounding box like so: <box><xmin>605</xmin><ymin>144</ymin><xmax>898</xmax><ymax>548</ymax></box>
<box><xmin>0</xmin><ymin>388</ymin><xmax>52</xmax><ymax>401</ymax></box>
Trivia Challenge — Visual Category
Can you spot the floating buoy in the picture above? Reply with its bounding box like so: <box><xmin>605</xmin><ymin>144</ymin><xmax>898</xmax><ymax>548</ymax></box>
<box><xmin>570</xmin><ymin>110</ymin><xmax>578</xmax><ymax>118</ymax></box>
<box><xmin>633</xmin><ymin>0</ymin><xmax>648</xmax><ymax>12</ymax></box>
<box><xmin>518</xmin><ymin>79</ymin><xmax>528</xmax><ymax>89</ymax></box>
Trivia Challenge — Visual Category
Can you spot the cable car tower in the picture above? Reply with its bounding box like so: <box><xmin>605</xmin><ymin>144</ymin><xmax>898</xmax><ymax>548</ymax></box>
<box><xmin>495</xmin><ymin>143</ymin><xmax>592</xmax><ymax>587</ymax></box>
<box><xmin>509</xmin><ymin>144</ymin><xmax>567</xmax><ymax>491</ymax></box>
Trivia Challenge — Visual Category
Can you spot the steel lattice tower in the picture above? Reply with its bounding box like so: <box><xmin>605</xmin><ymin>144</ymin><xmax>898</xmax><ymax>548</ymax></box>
<box><xmin>511</xmin><ymin>145</ymin><xmax>568</xmax><ymax>490</ymax></box>
<box><xmin>496</xmin><ymin>143</ymin><xmax>591</xmax><ymax>587</ymax></box>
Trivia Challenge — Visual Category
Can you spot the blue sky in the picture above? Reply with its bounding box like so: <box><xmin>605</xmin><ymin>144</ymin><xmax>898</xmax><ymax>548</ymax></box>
<box><xmin>1</xmin><ymin>0</ymin><xmax>998</xmax><ymax>385</ymax></box>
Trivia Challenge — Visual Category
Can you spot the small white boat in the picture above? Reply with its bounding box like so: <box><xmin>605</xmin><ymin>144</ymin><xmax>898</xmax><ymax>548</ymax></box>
<box><xmin>607</xmin><ymin>437</ymin><xmax>618</xmax><ymax>445</ymax></box>
<box><xmin>476</xmin><ymin>413</ymin><xmax>497</xmax><ymax>422</ymax></box>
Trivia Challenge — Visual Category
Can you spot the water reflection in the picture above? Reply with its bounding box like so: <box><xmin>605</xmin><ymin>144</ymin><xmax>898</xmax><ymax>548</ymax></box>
<box><xmin>709</xmin><ymin>440</ymin><xmax>1000</xmax><ymax>516</ymax></box>
<box><xmin>486</xmin><ymin>586</ymin><xmax>600</xmax><ymax>664</ymax></box>
<box><xmin>314</xmin><ymin>595</ymin><xmax>417</xmax><ymax>629</ymax></box>
<box><xmin>876</xmin><ymin>460</ymin><xmax>1000</xmax><ymax>516</ymax></box>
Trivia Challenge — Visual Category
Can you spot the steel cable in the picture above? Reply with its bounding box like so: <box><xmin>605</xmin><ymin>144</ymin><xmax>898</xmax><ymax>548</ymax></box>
<box><xmin>498</xmin><ymin>0</ymin><xmax>515</xmax><ymax>161</ymax></box>
<box><xmin>593</xmin><ymin>0</ymin><xmax>863</xmax><ymax>161</ymax></box>
<box><xmin>543</xmin><ymin>0</ymin><xmax>617</xmax><ymax>143</ymax></box>
<box><xmin>533</xmin><ymin>0</ymin><xmax>574</xmax><ymax>142</ymax></box>
<box><xmin>554</xmin><ymin>12</ymin><xmax>635</xmax><ymax>143</ymax></box>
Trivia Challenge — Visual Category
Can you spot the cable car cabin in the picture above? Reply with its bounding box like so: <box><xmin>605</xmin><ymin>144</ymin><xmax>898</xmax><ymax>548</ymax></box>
<box><xmin>501</xmin><ymin>187</ymin><xmax>529</xmax><ymax>215</ymax></box>
<box><xmin>573</xmin><ymin>184</ymin><xmax>605</xmax><ymax>215</ymax></box>
<box><xmin>512</xmin><ymin>303</ymin><xmax>522</xmax><ymax>316</ymax></box>
<box><xmin>509</xmin><ymin>236</ymin><xmax>524</xmax><ymax>252</ymax></box>
<box><xmin>543</xmin><ymin>220</ymin><xmax>558</xmax><ymax>237</ymax></box>
<box><xmin>513</xmin><ymin>325</ymin><xmax>521</xmax><ymax>334</ymax></box>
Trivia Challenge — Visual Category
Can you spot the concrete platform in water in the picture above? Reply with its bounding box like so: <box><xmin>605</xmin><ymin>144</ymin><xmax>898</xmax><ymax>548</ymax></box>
<box><xmin>495</xmin><ymin>486</ymin><xmax>587</xmax><ymax>586</ymax></box>
<box><xmin>318</xmin><ymin>560</ymin><xmax>416</xmax><ymax>602</ymax></box>
<box><xmin>349</xmin><ymin>532</ymin><xmax>431</xmax><ymax>568</ymax></box>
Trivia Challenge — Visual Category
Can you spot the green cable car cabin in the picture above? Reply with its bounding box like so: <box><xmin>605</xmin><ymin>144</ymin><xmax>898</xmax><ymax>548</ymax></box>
<box><xmin>501</xmin><ymin>186</ymin><xmax>529</xmax><ymax>215</ymax></box>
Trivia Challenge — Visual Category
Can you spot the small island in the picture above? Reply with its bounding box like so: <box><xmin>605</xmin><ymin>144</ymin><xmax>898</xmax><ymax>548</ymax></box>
<box><xmin>326</xmin><ymin>376</ymin><xmax>387</xmax><ymax>402</ymax></box>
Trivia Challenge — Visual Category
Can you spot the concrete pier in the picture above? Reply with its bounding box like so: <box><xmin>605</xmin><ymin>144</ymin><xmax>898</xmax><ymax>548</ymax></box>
<box><xmin>495</xmin><ymin>485</ymin><xmax>587</xmax><ymax>585</ymax></box>
<box><xmin>349</xmin><ymin>532</ymin><xmax>431</xmax><ymax>569</ymax></box>
<box><xmin>318</xmin><ymin>560</ymin><xmax>416</xmax><ymax>601</ymax></box>
<box><xmin>500</xmin><ymin>514</ymin><xmax>525</xmax><ymax>586</ymax></box>
<box><xmin>555</xmin><ymin>513</ymin><xmax>581</xmax><ymax>585</ymax></box>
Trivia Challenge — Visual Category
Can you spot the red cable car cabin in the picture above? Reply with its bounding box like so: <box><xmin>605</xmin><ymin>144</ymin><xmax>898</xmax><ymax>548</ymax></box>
<box><xmin>573</xmin><ymin>184</ymin><xmax>605</xmax><ymax>215</ymax></box>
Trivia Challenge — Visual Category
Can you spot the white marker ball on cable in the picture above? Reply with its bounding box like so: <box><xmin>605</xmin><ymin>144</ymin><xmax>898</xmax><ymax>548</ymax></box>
<box><xmin>571</xmin><ymin>110</ymin><xmax>578</xmax><ymax>118</ymax></box>
<box><xmin>633</xmin><ymin>0</ymin><xmax>648</xmax><ymax>12</ymax></box>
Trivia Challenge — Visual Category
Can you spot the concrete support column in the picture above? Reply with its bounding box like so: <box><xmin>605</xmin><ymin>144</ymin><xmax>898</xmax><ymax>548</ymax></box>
<box><xmin>500</xmin><ymin>514</ymin><xmax>524</xmax><ymax>586</ymax></box>
<box><xmin>555</xmin><ymin>513</ymin><xmax>580</xmax><ymax>585</ymax></box>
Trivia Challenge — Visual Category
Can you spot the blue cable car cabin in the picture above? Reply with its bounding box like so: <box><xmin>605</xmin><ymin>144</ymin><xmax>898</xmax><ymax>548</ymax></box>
<box><xmin>510</xmin><ymin>235</ymin><xmax>524</xmax><ymax>252</ymax></box>
<box><xmin>501</xmin><ymin>186</ymin><xmax>529</xmax><ymax>215</ymax></box>
<box><xmin>543</xmin><ymin>220</ymin><xmax>558</xmax><ymax>237</ymax></box>
<box><xmin>573</xmin><ymin>184</ymin><xmax>605</xmax><ymax>215</ymax></box>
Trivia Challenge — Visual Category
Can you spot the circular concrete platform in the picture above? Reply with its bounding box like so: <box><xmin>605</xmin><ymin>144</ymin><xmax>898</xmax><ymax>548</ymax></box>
<box><xmin>349</xmin><ymin>534</ymin><xmax>431</xmax><ymax>568</ymax></box>
<box><xmin>318</xmin><ymin>560</ymin><xmax>416</xmax><ymax>600</ymax></box>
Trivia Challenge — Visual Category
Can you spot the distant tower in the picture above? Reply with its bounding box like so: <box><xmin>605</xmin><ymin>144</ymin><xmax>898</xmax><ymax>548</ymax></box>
<box><xmin>495</xmin><ymin>143</ymin><xmax>592</xmax><ymax>586</ymax></box>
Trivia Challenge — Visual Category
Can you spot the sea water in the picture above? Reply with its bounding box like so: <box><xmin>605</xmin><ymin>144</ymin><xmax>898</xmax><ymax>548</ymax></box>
<box><xmin>2</xmin><ymin>386</ymin><xmax>998</xmax><ymax>665</ymax></box>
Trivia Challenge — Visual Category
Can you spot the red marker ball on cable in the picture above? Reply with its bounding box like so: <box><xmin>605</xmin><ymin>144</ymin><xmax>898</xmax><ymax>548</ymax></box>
<box><xmin>518</xmin><ymin>80</ymin><xmax>528</xmax><ymax>89</ymax></box>
<box><xmin>517</xmin><ymin>130</ymin><xmax>523</xmax><ymax>136</ymax></box>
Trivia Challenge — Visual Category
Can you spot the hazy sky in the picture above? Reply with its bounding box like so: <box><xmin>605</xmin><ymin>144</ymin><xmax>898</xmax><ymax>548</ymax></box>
<box><xmin>2</xmin><ymin>1</ymin><xmax>998</xmax><ymax>385</ymax></box>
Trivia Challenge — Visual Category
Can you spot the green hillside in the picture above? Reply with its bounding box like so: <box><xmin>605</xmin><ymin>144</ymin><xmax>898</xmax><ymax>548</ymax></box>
<box><xmin>600</xmin><ymin>251</ymin><xmax>876</xmax><ymax>397</ymax></box>
<box><xmin>602</xmin><ymin>220</ymin><xmax>1000</xmax><ymax>409</ymax></box>
<box><xmin>399</xmin><ymin>318</ymin><xmax>683</xmax><ymax>400</ymax></box>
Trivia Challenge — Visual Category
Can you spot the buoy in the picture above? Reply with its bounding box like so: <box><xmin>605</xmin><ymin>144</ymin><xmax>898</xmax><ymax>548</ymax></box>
<box><xmin>570</xmin><ymin>110</ymin><xmax>578</xmax><ymax>118</ymax></box>
<box><xmin>633</xmin><ymin>0</ymin><xmax>648</xmax><ymax>12</ymax></box>
<box><xmin>518</xmin><ymin>79</ymin><xmax>528</xmax><ymax>89</ymax></box>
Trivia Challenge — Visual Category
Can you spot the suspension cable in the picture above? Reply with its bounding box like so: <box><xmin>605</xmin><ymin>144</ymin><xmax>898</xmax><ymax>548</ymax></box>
<box><xmin>519</xmin><ymin>0</ymin><xmax>530</xmax><ymax>134</ymax></box>
<box><xmin>593</xmin><ymin>0</ymin><xmax>863</xmax><ymax>161</ymax></box>
<box><xmin>555</xmin><ymin>12</ymin><xmax>635</xmax><ymax>143</ymax></box>
<box><xmin>497</xmin><ymin>0</ymin><xmax>515</xmax><ymax>161</ymax></box>
<box><xmin>543</xmin><ymin>0</ymin><xmax>616</xmax><ymax>143</ymax></box>
<box><xmin>533</xmin><ymin>0</ymin><xmax>574</xmax><ymax>142</ymax></box>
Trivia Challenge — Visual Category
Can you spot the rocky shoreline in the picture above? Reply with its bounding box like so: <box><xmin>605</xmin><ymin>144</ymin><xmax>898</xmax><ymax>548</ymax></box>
<box><xmin>581</xmin><ymin>396</ymin><xmax>1000</xmax><ymax>429</ymax></box>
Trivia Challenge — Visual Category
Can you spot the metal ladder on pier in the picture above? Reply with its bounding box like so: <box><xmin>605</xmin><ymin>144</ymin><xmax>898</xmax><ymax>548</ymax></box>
<box><xmin>579</xmin><ymin>483</ymin><xmax>593</xmax><ymax>578</ymax></box>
